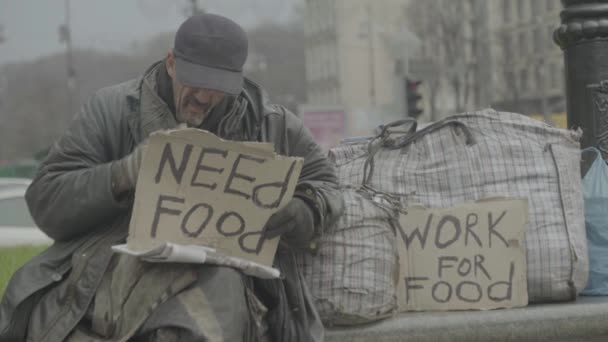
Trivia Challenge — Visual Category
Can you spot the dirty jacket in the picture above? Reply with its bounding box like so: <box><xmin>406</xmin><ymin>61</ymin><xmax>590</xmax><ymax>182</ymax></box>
<box><xmin>0</xmin><ymin>61</ymin><xmax>343</xmax><ymax>341</ymax></box>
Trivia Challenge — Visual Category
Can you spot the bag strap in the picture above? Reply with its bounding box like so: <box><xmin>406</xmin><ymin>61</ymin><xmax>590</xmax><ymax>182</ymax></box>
<box><xmin>362</xmin><ymin>118</ymin><xmax>476</xmax><ymax>186</ymax></box>
<box><xmin>376</xmin><ymin>119</ymin><xmax>418</xmax><ymax>138</ymax></box>
<box><xmin>582</xmin><ymin>147</ymin><xmax>602</xmax><ymax>160</ymax></box>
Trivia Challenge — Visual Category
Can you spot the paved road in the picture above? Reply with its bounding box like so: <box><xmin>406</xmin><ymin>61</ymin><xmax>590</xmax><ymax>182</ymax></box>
<box><xmin>0</xmin><ymin>227</ymin><xmax>52</xmax><ymax>247</ymax></box>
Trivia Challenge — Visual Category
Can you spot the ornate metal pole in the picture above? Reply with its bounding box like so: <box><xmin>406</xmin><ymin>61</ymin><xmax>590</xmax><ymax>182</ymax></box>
<box><xmin>554</xmin><ymin>0</ymin><xmax>608</xmax><ymax>154</ymax></box>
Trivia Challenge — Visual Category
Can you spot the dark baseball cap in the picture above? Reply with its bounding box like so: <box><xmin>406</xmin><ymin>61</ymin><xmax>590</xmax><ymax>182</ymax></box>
<box><xmin>173</xmin><ymin>13</ymin><xmax>248</xmax><ymax>95</ymax></box>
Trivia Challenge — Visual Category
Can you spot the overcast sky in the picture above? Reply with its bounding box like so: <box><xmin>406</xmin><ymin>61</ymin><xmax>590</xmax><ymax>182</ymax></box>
<box><xmin>0</xmin><ymin>0</ymin><xmax>298</xmax><ymax>65</ymax></box>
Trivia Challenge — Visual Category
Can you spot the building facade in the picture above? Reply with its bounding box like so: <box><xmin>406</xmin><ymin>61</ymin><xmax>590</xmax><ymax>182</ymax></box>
<box><xmin>304</xmin><ymin>0</ymin><xmax>565</xmax><ymax>133</ymax></box>
<box><xmin>304</xmin><ymin>0</ymin><xmax>411</xmax><ymax>136</ymax></box>
<box><xmin>409</xmin><ymin>0</ymin><xmax>564</xmax><ymax>120</ymax></box>
<box><xmin>489</xmin><ymin>0</ymin><xmax>564</xmax><ymax>117</ymax></box>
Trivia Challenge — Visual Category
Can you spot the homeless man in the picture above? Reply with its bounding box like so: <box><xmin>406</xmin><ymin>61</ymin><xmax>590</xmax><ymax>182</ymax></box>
<box><xmin>0</xmin><ymin>13</ymin><xmax>343</xmax><ymax>342</ymax></box>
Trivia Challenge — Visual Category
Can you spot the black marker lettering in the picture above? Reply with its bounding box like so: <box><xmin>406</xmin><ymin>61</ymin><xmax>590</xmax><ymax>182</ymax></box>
<box><xmin>457</xmin><ymin>257</ymin><xmax>472</xmax><ymax>277</ymax></box>
<box><xmin>431</xmin><ymin>281</ymin><xmax>452</xmax><ymax>303</ymax></box>
<box><xmin>155</xmin><ymin>142</ymin><xmax>193</xmax><ymax>184</ymax></box>
<box><xmin>180</xmin><ymin>203</ymin><xmax>213</xmax><ymax>238</ymax></box>
<box><xmin>238</xmin><ymin>229</ymin><xmax>266</xmax><ymax>255</ymax></box>
<box><xmin>151</xmin><ymin>195</ymin><xmax>184</xmax><ymax>237</ymax></box>
<box><xmin>488</xmin><ymin>262</ymin><xmax>515</xmax><ymax>302</ymax></box>
<box><xmin>404</xmin><ymin>277</ymin><xmax>429</xmax><ymax>304</ymax></box>
<box><xmin>252</xmin><ymin>160</ymin><xmax>298</xmax><ymax>209</ymax></box>
<box><xmin>488</xmin><ymin>210</ymin><xmax>509</xmax><ymax>248</ymax></box>
<box><xmin>224</xmin><ymin>154</ymin><xmax>265</xmax><ymax>200</ymax></box>
<box><xmin>191</xmin><ymin>148</ymin><xmax>228</xmax><ymax>190</ymax></box>
<box><xmin>474</xmin><ymin>254</ymin><xmax>492</xmax><ymax>280</ymax></box>
<box><xmin>397</xmin><ymin>213</ymin><xmax>434</xmax><ymax>250</ymax></box>
<box><xmin>216</xmin><ymin>211</ymin><xmax>246</xmax><ymax>237</ymax></box>
<box><xmin>435</xmin><ymin>215</ymin><xmax>461</xmax><ymax>249</ymax></box>
<box><xmin>438</xmin><ymin>256</ymin><xmax>458</xmax><ymax>278</ymax></box>
<box><xmin>465</xmin><ymin>213</ymin><xmax>482</xmax><ymax>247</ymax></box>
<box><xmin>456</xmin><ymin>281</ymin><xmax>483</xmax><ymax>303</ymax></box>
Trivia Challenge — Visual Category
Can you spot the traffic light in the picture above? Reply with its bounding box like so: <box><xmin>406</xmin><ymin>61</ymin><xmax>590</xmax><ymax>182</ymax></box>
<box><xmin>58</xmin><ymin>24</ymin><xmax>70</xmax><ymax>44</ymax></box>
<box><xmin>405</xmin><ymin>78</ymin><xmax>423</xmax><ymax>118</ymax></box>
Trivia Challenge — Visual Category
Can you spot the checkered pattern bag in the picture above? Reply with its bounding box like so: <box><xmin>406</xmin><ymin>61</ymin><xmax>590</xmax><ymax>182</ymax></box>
<box><xmin>297</xmin><ymin>188</ymin><xmax>400</xmax><ymax>325</ymax></box>
<box><xmin>329</xmin><ymin>109</ymin><xmax>587</xmax><ymax>303</ymax></box>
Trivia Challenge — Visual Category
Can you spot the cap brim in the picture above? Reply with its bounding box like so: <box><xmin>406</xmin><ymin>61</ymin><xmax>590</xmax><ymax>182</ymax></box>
<box><xmin>175</xmin><ymin>57</ymin><xmax>243</xmax><ymax>95</ymax></box>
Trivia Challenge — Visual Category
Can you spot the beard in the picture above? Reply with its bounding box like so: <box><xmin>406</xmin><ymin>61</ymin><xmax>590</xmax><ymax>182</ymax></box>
<box><xmin>176</xmin><ymin>96</ymin><xmax>212</xmax><ymax>127</ymax></box>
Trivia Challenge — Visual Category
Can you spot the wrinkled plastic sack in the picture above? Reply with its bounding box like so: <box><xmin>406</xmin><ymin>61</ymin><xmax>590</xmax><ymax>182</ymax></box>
<box><xmin>581</xmin><ymin>147</ymin><xmax>608</xmax><ymax>296</ymax></box>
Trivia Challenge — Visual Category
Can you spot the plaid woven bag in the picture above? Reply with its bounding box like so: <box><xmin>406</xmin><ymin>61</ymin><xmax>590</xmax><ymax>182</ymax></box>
<box><xmin>329</xmin><ymin>109</ymin><xmax>587</xmax><ymax>303</ymax></box>
<box><xmin>297</xmin><ymin>188</ymin><xmax>400</xmax><ymax>325</ymax></box>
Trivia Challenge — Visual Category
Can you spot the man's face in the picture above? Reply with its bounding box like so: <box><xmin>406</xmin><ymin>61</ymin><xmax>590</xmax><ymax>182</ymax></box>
<box><xmin>166</xmin><ymin>52</ymin><xmax>226</xmax><ymax>127</ymax></box>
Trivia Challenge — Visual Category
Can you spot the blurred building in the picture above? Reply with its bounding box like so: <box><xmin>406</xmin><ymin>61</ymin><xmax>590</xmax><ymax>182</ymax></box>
<box><xmin>303</xmin><ymin>0</ymin><xmax>566</xmax><ymax>138</ymax></box>
<box><xmin>408</xmin><ymin>0</ymin><xmax>487</xmax><ymax>121</ymax></box>
<box><xmin>407</xmin><ymin>0</ymin><xmax>564</xmax><ymax>122</ymax></box>
<box><xmin>488</xmin><ymin>0</ymin><xmax>565</xmax><ymax>117</ymax></box>
<box><xmin>303</xmin><ymin>0</ymin><xmax>411</xmax><ymax>136</ymax></box>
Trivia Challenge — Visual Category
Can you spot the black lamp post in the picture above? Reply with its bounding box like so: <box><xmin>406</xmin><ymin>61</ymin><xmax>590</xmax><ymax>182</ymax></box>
<box><xmin>555</xmin><ymin>0</ymin><xmax>608</xmax><ymax>154</ymax></box>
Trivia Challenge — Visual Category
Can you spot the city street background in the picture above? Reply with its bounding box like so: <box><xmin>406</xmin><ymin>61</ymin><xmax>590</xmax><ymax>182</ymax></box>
<box><xmin>0</xmin><ymin>0</ymin><xmax>566</xmax><ymax>163</ymax></box>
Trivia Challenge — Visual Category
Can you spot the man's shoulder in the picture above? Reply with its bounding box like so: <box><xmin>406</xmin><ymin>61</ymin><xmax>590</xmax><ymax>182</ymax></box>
<box><xmin>243</xmin><ymin>79</ymin><xmax>299</xmax><ymax>120</ymax></box>
<box><xmin>77</xmin><ymin>78</ymin><xmax>141</xmax><ymax>133</ymax></box>
<box><xmin>93</xmin><ymin>78</ymin><xmax>140</xmax><ymax>104</ymax></box>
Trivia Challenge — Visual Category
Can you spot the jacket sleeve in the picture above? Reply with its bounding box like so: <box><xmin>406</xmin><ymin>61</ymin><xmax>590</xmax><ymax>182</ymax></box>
<box><xmin>279</xmin><ymin>106</ymin><xmax>344</xmax><ymax>238</ymax></box>
<box><xmin>25</xmin><ymin>89</ymin><xmax>130</xmax><ymax>241</ymax></box>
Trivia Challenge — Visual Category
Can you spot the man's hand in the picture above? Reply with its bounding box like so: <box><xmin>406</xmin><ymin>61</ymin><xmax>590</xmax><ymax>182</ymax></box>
<box><xmin>110</xmin><ymin>124</ymin><xmax>187</xmax><ymax>199</ymax></box>
<box><xmin>263</xmin><ymin>197</ymin><xmax>316</xmax><ymax>249</ymax></box>
<box><xmin>110</xmin><ymin>142</ymin><xmax>147</xmax><ymax>198</ymax></box>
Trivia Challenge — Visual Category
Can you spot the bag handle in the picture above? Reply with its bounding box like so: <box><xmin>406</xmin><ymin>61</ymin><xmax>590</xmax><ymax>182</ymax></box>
<box><xmin>582</xmin><ymin>147</ymin><xmax>605</xmax><ymax>178</ymax></box>
<box><xmin>582</xmin><ymin>147</ymin><xmax>602</xmax><ymax>159</ymax></box>
<box><xmin>362</xmin><ymin>119</ymin><xmax>417</xmax><ymax>185</ymax></box>
<box><xmin>376</xmin><ymin>119</ymin><xmax>418</xmax><ymax>138</ymax></box>
<box><xmin>363</xmin><ymin>118</ymin><xmax>475</xmax><ymax>186</ymax></box>
<box><xmin>393</xmin><ymin>119</ymin><xmax>475</xmax><ymax>149</ymax></box>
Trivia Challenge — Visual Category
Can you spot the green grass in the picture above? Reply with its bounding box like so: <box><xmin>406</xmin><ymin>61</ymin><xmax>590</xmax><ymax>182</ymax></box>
<box><xmin>0</xmin><ymin>245</ymin><xmax>48</xmax><ymax>297</ymax></box>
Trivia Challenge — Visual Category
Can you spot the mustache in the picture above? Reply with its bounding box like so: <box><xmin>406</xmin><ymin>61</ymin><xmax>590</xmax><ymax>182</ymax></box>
<box><xmin>183</xmin><ymin>97</ymin><xmax>211</xmax><ymax>112</ymax></box>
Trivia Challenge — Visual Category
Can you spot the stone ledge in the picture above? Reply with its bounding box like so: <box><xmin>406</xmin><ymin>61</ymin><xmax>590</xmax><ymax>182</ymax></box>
<box><xmin>326</xmin><ymin>297</ymin><xmax>608</xmax><ymax>342</ymax></box>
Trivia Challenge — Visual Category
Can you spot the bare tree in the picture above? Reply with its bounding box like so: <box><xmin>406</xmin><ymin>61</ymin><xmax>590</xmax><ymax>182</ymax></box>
<box><xmin>0</xmin><ymin>50</ymin><xmax>142</xmax><ymax>161</ymax></box>
<box><xmin>245</xmin><ymin>21</ymin><xmax>307</xmax><ymax>113</ymax></box>
<box><xmin>407</xmin><ymin>0</ymin><xmax>477</xmax><ymax>115</ymax></box>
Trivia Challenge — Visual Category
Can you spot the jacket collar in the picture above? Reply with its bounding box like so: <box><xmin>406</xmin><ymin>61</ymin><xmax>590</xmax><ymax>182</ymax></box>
<box><xmin>125</xmin><ymin>61</ymin><xmax>271</xmax><ymax>144</ymax></box>
<box><xmin>127</xmin><ymin>61</ymin><xmax>179</xmax><ymax>143</ymax></box>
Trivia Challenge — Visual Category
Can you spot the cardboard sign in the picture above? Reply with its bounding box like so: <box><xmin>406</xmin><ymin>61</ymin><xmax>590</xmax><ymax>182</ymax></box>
<box><xmin>127</xmin><ymin>129</ymin><xmax>303</xmax><ymax>267</ymax></box>
<box><xmin>397</xmin><ymin>199</ymin><xmax>528</xmax><ymax>311</ymax></box>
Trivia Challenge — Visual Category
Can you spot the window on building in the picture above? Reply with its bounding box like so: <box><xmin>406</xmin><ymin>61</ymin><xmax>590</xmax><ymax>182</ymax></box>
<box><xmin>503</xmin><ymin>0</ymin><xmax>511</xmax><ymax>23</ymax></box>
<box><xmin>519</xmin><ymin>31</ymin><xmax>527</xmax><ymax>54</ymax></box>
<box><xmin>534</xmin><ymin>27</ymin><xmax>544</xmax><ymax>51</ymax></box>
<box><xmin>551</xmin><ymin>63</ymin><xmax>562</xmax><ymax>89</ymax></box>
<box><xmin>321</xmin><ymin>45</ymin><xmax>328</xmax><ymax>80</ymax></box>
<box><xmin>518</xmin><ymin>0</ymin><xmax>527</xmax><ymax>20</ymax></box>
<box><xmin>505</xmin><ymin>71</ymin><xmax>516</xmax><ymax>95</ymax></box>
<box><xmin>328</xmin><ymin>0</ymin><xmax>336</xmax><ymax>29</ymax></box>
<box><xmin>314</xmin><ymin>0</ymin><xmax>322</xmax><ymax>33</ymax></box>
<box><xmin>531</xmin><ymin>0</ymin><xmax>541</xmax><ymax>18</ymax></box>
<box><xmin>520</xmin><ymin>68</ymin><xmax>529</xmax><ymax>91</ymax></box>
<box><xmin>535</xmin><ymin>65</ymin><xmax>544</xmax><ymax>93</ymax></box>
<box><xmin>502</xmin><ymin>34</ymin><xmax>512</xmax><ymax>60</ymax></box>
<box><xmin>547</xmin><ymin>63</ymin><xmax>555</xmax><ymax>90</ymax></box>
<box><xmin>546</xmin><ymin>26</ymin><xmax>554</xmax><ymax>49</ymax></box>
<box><xmin>332</xmin><ymin>45</ymin><xmax>338</xmax><ymax>77</ymax></box>
<box><xmin>305</xmin><ymin>50</ymin><xmax>312</xmax><ymax>82</ymax></box>
<box><xmin>314</xmin><ymin>46</ymin><xmax>321</xmax><ymax>81</ymax></box>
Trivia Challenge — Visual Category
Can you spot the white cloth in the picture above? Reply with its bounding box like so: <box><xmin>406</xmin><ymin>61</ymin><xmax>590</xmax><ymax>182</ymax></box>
<box><xmin>112</xmin><ymin>243</ymin><xmax>280</xmax><ymax>279</ymax></box>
